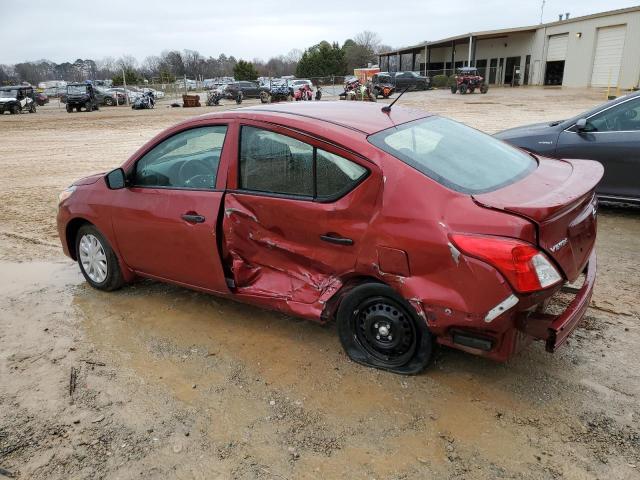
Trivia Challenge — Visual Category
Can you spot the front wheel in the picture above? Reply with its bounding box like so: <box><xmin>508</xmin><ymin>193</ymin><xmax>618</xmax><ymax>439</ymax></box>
<box><xmin>480</xmin><ymin>84</ymin><xmax>489</xmax><ymax>94</ymax></box>
<box><xmin>450</xmin><ymin>85</ymin><xmax>457</xmax><ymax>94</ymax></box>
<box><xmin>10</xmin><ymin>104</ymin><xmax>20</xmax><ymax>114</ymax></box>
<box><xmin>29</xmin><ymin>103</ymin><xmax>36</xmax><ymax>113</ymax></box>
<box><xmin>76</xmin><ymin>225</ymin><xmax>124</xmax><ymax>291</ymax></box>
<box><xmin>260</xmin><ymin>91</ymin><xmax>271</xmax><ymax>104</ymax></box>
<box><xmin>337</xmin><ymin>283</ymin><xmax>433</xmax><ymax>374</ymax></box>
<box><xmin>459</xmin><ymin>84</ymin><xmax>468</xmax><ymax>95</ymax></box>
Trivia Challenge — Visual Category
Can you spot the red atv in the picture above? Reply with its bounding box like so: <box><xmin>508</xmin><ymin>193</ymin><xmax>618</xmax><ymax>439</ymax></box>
<box><xmin>294</xmin><ymin>84</ymin><xmax>313</xmax><ymax>101</ymax></box>
<box><xmin>451</xmin><ymin>67</ymin><xmax>488</xmax><ymax>94</ymax></box>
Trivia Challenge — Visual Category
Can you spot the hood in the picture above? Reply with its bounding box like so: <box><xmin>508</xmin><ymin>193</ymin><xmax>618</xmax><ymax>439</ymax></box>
<box><xmin>73</xmin><ymin>173</ymin><xmax>104</xmax><ymax>186</ymax></box>
<box><xmin>495</xmin><ymin>121</ymin><xmax>561</xmax><ymax>140</ymax></box>
<box><xmin>473</xmin><ymin>157</ymin><xmax>603</xmax><ymax>281</ymax></box>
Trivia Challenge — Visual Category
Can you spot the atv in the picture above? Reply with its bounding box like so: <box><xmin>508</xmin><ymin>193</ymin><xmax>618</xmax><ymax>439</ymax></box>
<box><xmin>259</xmin><ymin>80</ymin><xmax>292</xmax><ymax>103</ymax></box>
<box><xmin>0</xmin><ymin>86</ymin><xmax>37</xmax><ymax>114</ymax></box>
<box><xmin>65</xmin><ymin>83</ymin><xmax>100</xmax><ymax>112</ymax></box>
<box><xmin>370</xmin><ymin>73</ymin><xmax>396</xmax><ymax>99</ymax></box>
<box><xmin>450</xmin><ymin>67</ymin><xmax>488</xmax><ymax>95</ymax></box>
<box><xmin>131</xmin><ymin>91</ymin><xmax>155</xmax><ymax>110</ymax></box>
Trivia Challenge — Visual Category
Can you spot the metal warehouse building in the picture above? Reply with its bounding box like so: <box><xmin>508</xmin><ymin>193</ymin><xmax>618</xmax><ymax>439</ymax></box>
<box><xmin>378</xmin><ymin>5</ymin><xmax>640</xmax><ymax>89</ymax></box>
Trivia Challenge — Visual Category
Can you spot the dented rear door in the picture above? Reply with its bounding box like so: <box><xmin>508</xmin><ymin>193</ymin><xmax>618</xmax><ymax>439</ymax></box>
<box><xmin>222</xmin><ymin>121</ymin><xmax>380</xmax><ymax>311</ymax></box>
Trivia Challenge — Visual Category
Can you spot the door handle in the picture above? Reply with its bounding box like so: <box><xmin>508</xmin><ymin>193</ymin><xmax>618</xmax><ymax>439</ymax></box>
<box><xmin>320</xmin><ymin>234</ymin><xmax>353</xmax><ymax>246</ymax></box>
<box><xmin>182</xmin><ymin>214</ymin><xmax>205</xmax><ymax>223</ymax></box>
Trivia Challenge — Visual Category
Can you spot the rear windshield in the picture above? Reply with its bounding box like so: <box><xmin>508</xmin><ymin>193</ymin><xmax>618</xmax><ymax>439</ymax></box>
<box><xmin>368</xmin><ymin>117</ymin><xmax>536</xmax><ymax>194</ymax></box>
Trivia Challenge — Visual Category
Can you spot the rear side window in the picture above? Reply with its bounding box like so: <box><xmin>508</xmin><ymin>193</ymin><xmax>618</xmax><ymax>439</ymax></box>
<box><xmin>239</xmin><ymin>126</ymin><xmax>368</xmax><ymax>200</ymax></box>
<box><xmin>134</xmin><ymin>126</ymin><xmax>227</xmax><ymax>189</ymax></box>
<box><xmin>368</xmin><ymin>117</ymin><xmax>536</xmax><ymax>194</ymax></box>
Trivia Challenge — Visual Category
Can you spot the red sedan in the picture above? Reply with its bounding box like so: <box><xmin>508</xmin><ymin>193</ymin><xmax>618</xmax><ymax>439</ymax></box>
<box><xmin>57</xmin><ymin>102</ymin><xmax>603</xmax><ymax>374</ymax></box>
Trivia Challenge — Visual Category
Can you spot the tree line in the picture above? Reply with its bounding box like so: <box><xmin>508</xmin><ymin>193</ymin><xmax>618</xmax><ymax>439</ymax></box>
<box><xmin>0</xmin><ymin>31</ymin><xmax>390</xmax><ymax>85</ymax></box>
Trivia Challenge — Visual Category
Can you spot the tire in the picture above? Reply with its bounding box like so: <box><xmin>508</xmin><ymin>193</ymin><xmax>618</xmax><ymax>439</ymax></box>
<box><xmin>75</xmin><ymin>224</ymin><xmax>124</xmax><ymax>291</ymax></box>
<box><xmin>10</xmin><ymin>104</ymin><xmax>20</xmax><ymax>114</ymax></box>
<box><xmin>260</xmin><ymin>91</ymin><xmax>271</xmax><ymax>104</ymax></box>
<box><xmin>459</xmin><ymin>84</ymin><xmax>468</xmax><ymax>95</ymax></box>
<box><xmin>66</xmin><ymin>105</ymin><xmax>73</xmax><ymax>113</ymax></box>
<box><xmin>76</xmin><ymin>106</ymin><xmax>82</xmax><ymax>112</ymax></box>
<box><xmin>85</xmin><ymin>101</ymin><xmax>92</xmax><ymax>112</ymax></box>
<box><xmin>104</xmin><ymin>97</ymin><xmax>115</xmax><ymax>106</ymax></box>
<box><xmin>480</xmin><ymin>84</ymin><xmax>489</xmax><ymax>94</ymax></box>
<box><xmin>336</xmin><ymin>283</ymin><xmax>433</xmax><ymax>374</ymax></box>
<box><xmin>450</xmin><ymin>85</ymin><xmax>457</xmax><ymax>94</ymax></box>
<box><xmin>29</xmin><ymin>103</ymin><xmax>36</xmax><ymax>113</ymax></box>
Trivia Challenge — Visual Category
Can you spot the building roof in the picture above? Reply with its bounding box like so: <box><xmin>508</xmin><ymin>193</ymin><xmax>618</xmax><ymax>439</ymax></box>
<box><xmin>380</xmin><ymin>5</ymin><xmax>640</xmax><ymax>55</ymax></box>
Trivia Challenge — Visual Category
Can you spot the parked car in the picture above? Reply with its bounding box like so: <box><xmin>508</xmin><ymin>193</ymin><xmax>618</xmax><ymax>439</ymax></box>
<box><xmin>0</xmin><ymin>86</ymin><xmax>37</xmax><ymax>114</ymax></box>
<box><xmin>65</xmin><ymin>83</ymin><xmax>100</xmax><ymax>112</ymax></box>
<box><xmin>104</xmin><ymin>88</ymin><xmax>127</xmax><ymax>105</ymax></box>
<box><xmin>224</xmin><ymin>81</ymin><xmax>261</xmax><ymax>99</ymax></box>
<box><xmin>57</xmin><ymin>102</ymin><xmax>602</xmax><ymax>374</ymax></box>
<box><xmin>495</xmin><ymin>90</ymin><xmax>640</xmax><ymax>204</ymax></box>
<box><xmin>393</xmin><ymin>71</ymin><xmax>431</xmax><ymax>91</ymax></box>
<box><xmin>35</xmin><ymin>92</ymin><xmax>49</xmax><ymax>106</ymax></box>
<box><xmin>108</xmin><ymin>87</ymin><xmax>141</xmax><ymax>103</ymax></box>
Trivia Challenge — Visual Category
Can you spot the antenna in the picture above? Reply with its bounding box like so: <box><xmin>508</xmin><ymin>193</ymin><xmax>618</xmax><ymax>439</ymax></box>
<box><xmin>381</xmin><ymin>87</ymin><xmax>410</xmax><ymax>113</ymax></box>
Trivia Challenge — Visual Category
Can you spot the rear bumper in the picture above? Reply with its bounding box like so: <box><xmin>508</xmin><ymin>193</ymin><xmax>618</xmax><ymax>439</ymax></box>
<box><xmin>518</xmin><ymin>250</ymin><xmax>596</xmax><ymax>352</ymax></box>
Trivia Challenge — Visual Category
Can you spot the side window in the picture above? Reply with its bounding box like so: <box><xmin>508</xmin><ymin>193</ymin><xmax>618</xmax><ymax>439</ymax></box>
<box><xmin>240</xmin><ymin>127</ymin><xmax>314</xmax><ymax>196</ymax></box>
<box><xmin>239</xmin><ymin>126</ymin><xmax>368</xmax><ymax>200</ymax></box>
<box><xmin>316</xmin><ymin>149</ymin><xmax>367</xmax><ymax>199</ymax></box>
<box><xmin>587</xmin><ymin>98</ymin><xmax>640</xmax><ymax>132</ymax></box>
<box><xmin>134</xmin><ymin>126</ymin><xmax>227</xmax><ymax>189</ymax></box>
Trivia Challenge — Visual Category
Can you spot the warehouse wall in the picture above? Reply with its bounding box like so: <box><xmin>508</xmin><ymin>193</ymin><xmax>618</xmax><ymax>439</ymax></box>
<box><xmin>537</xmin><ymin>10</ymin><xmax>640</xmax><ymax>88</ymax></box>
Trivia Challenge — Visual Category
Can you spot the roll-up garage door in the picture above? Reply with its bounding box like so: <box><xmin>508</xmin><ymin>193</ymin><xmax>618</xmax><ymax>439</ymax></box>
<box><xmin>590</xmin><ymin>25</ymin><xmax>627</xmax><ymax>87</ymax></box>
<box><xmin>546</xmin><ymin>34</ymin><xmax>569</xmax><ymax>61</ymax></box>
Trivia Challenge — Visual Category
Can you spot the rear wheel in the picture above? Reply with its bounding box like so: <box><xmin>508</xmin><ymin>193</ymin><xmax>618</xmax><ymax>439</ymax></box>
<box><xmin>10</xmin><ymin>104</ymin><xmax>20</xmax><ymax>114</ymax></box>
<box><xmin>337</xmin><ymin>283</ymin><xmax>433</xmax><ymax>374</ymax></box>
<box><xmin>480</xmin><ymin>84</ymin><xmax>489</xmax><ymax>94</ymax></box>
<box><xmin>104</xmin><ymin>97</ymin><xmax>115</xmax><ymax>106</ymax></box>
<box><xmin>459</xmin><ymin>84</ymin><xmax>468</xmax><ymax>94</ymax></box>
<box><xmin>66</xmin><ymin>105</ymin><xmax>73</xmax><ymax>113</ymax></box>
<box><xmin>85</xmin><ymin>101</ymin><xmax>92</xmax><ymax>112</ymax></box>
<box><xmin>450</xmin><ymin>85</ymin><xmax>457</xmax><ymax>94</ymax></box>
<box><xmin>76</xmin><ymin>225</ymin><xmax>124</xmax><ymax>291</ymax></box>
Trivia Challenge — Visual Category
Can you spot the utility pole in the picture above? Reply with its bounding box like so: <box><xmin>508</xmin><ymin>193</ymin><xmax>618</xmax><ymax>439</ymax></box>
<box><xmin>540</xmin><ymin>0</ymin><xmax>546</xmax><ymax>24</ymax></box>
<box><xmin>122</xmin><ymin>67</ymin><xmax>128</xmax><ymax>106</ymax></box>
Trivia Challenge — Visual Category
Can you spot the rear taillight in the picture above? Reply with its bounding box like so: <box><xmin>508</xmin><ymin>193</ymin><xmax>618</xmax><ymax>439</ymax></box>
<box><xmin>450</xmin><ymin>234</ymin><xmax>562</xmax><ymax>293</ymax></box>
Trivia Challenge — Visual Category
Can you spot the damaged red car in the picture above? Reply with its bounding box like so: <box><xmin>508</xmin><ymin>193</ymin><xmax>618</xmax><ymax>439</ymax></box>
<box><xmin>57</xmin><ymin>102</ymin><xmax>603</xmax><ymax>374</ymax></box>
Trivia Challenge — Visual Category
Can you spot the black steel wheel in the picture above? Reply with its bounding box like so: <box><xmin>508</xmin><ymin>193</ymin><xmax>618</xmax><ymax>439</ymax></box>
<box><xmin>450</xmin><ymin>85</ymin><xmax>457</xmax><ymax>94</ymax></box>
<box><xmin>337</xmin><ymin>283</ymin><xmax>433</xmax><ymax>374</ymax></box>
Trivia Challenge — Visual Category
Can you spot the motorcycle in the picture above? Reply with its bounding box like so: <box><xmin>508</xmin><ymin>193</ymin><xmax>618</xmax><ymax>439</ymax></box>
<box><xmin>206</xmin><ymin>90</ymin><xmax>223</xmax><ymax>106</ymax></box>
<box><xmin>131</xmin><ymin>91</ymin><xmax>155</xmax><ymax>110</ymax></box>
<box><xmin>339</xmin><ymin>78</ymin><xmax>376</xmax><ymax>102</ymax></box>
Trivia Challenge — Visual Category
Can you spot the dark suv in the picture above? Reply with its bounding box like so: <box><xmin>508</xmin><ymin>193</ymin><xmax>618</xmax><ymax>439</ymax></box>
<box><xmin>393</xmin><ymin>71</ymin><xmax>431</xmax><ymax>91</ymax></box>
<box><xmin>224</xmin><ymin>81</ymin><xmax>261</xmax><ymax>99</ymax></box>
<box><xmin>65</xmin><ymin>83</ymin><xmax>101</xmax><ymax>112</ymax></box>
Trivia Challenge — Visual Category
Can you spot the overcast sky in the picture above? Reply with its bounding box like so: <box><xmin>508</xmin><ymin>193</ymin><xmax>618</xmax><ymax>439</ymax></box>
<box><xmin>4</xmin><ymin>0</ymin><xmax>638</xmax><ymax>64</ymax></box>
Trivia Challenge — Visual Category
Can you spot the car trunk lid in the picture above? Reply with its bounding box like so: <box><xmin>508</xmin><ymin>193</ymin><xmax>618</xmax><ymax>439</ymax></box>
<box><xmin>473</xmin><ymin>157</ymin><xmax>603</xmax><ymax>281</ymax></box>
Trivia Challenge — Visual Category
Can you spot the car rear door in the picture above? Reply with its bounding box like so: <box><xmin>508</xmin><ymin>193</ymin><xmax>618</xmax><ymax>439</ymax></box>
<box><xmin>110</xmin><ymin>122</ymin><xmax>233</xmax><ymax>293</ymax></box>
<box><xmin>556</xmin><ymin>96</ymin><xmax>640</xmax><ymax>200</ymax></box>
<box><xmin>221</xmin><ymin>121</ymin><xmax>380</xmax><ymax>313</ymax></box>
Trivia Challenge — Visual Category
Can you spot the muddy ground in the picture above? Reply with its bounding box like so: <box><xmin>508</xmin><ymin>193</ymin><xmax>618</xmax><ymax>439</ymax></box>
<box><xmin>1</xmin><ymin>88</ymin><xmax>639</xmax><ymax>479</ymax></box>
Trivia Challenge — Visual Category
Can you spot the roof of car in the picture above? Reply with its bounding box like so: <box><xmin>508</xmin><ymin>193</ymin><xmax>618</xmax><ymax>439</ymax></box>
<box><xmin>205</xmin><ymin>101</ymin><xmax>431</xmax><ymax>135</ymax></box>
<box><xmin>0</xmin><ymin>85</ymin><xmax>31</xmax><ymax>90</ymax></box>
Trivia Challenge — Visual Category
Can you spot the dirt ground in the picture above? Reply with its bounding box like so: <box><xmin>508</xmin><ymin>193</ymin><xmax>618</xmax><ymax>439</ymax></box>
<box><xmin>1</xmin><ymin>87</ymin><xmax>639</xmax><ymax>480</ymax></box>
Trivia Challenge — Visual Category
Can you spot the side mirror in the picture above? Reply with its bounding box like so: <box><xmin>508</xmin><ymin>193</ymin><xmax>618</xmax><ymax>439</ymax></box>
<box><xmin>105</xmin><ymin>168</ymin><xmax>126</xmax><ymax>190</ymax></box>
<box><xmin>575</xmin><ymin>118</ymin><xmax>587</xmax><ymax>131</ymax></box>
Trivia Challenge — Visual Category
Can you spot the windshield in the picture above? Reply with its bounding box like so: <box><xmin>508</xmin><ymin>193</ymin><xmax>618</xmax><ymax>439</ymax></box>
<box><xmin>0</xmin><ymin>89</ymin><xmax>18</xmax><ymax>98</ymax></box>
<box><xmin>67</xmin><ymin>85</ymin><xmax>87</xmax><ymax>95</ymax></box>
<box><xmin>368</xmin><ymin>117</ymin><xmax>536</xmax><ymax>194</ymax></box>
